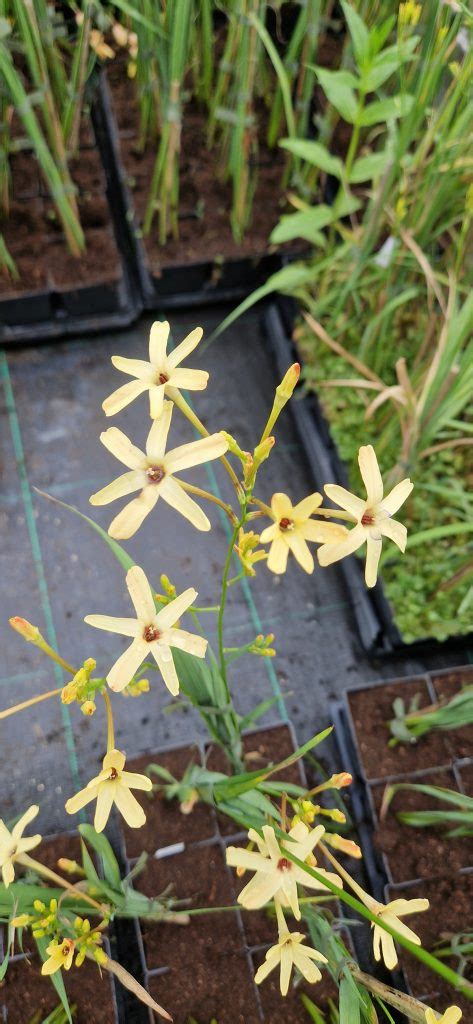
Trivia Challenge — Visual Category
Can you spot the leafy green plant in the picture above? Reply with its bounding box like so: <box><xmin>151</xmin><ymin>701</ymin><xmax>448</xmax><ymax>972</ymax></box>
<box><xmin>388</xmin><ymin>685</ymin><xmax>473</xmax><ymax>745</ymax></box>
<box><xmin>380</xmin><ymin>781</ymin><xmax>473</xmax><ymax>839</ymax></box>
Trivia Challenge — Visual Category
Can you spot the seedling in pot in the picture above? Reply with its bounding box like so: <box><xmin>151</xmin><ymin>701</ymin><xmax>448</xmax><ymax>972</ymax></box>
<box><xmin>380</xmin><ymin>781</ymin><xmax>473</xmax><ymax>838</ymax></box>
<box><xmin>388</xmin><ymin>686</ymin><xmax>473</xmax><ymax>747</ymax></box>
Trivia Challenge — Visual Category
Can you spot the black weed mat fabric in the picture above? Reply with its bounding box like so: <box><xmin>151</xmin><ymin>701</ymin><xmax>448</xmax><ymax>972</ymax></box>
<box><xmin>0</xmin><ymin>306</ymin><xmax>459</xmax><ymax>835</ymax></box>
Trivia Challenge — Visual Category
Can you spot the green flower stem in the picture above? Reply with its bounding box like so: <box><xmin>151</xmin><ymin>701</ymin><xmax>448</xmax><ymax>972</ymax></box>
<box><xmin>176</xmin><ymin>479</ymin><xmax>238</xmax><ymax>523</ymax></box>
<box><xmin>217</xmin><ymin>519</ymin><xmax>244</xmax><ymax>696</ymax></box>
<box><xmin>284</xmin><ymin>848</ymin><xmax>473</xmax><ymax>1001</ymax></box>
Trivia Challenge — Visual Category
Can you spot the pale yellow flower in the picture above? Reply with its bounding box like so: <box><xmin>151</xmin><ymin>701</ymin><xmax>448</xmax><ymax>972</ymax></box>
<box><xmin>90</xmin><ymin>401</ymin><xmax>228</xmax><ymax>538</ymax></box>
<box><xmin>0</xmin><ymin>805</ymin><xmax>41</xmax><ymax>887</ymax></box>
<box><xmin>364</xmin><ymin>893</ymin><xmax>429</xmax><ymax>969</ymax></box>
<box><xmin>425</xmin><ymin>1007</ymin><xmax>462</xmax><ymax>1024</ymax></box>
<box><xmin>102</xmin><ymin>321</ymin><xmax>209</xmax><ymax>420</ymax></box>
<box><xmin>65</xmin><ymin>748</ymin><xmax>152</xmax><ymax>833</ymax></box>
<box><xmin>317</xmin><ymin>445</ymin><xmax>413</xmax><ymax>587</ymax></box>
<box><xmin>255</xmin><ymin>902</ymin><xmax>327</xmax><ymax>995</ymax></box>
<box><xmin>260</xmin><ymin>492</ymin><xmax>348</xmax><ymax>574</ymax></box>
<box><xmin>41</xmin><ymin>938</ymin><xmax>75</xmax><ymax>976</ymax></box>
<box><xmin>85</xmin><ymin>565</ymin><xmax>207</xmax><ymax>694</ymax></box>
<box><xmin>227</xmin><ymin>822</ymin><xmax>341</xmax><ymax>921</ymax></box>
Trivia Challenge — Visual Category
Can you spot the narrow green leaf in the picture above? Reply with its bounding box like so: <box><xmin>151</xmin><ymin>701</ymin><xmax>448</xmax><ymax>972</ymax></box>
<box><xmin>79</xmin><ymin>825</ymin><xmax>121</xmax><ymax>889</ymax></box>
<box><xmin>339</xmin><ymin>975</ymin><xmax>361</xmax><ymax>1024</ymax></box>
<box><xmin>341</xmin><ymin>1</ymin><xmax>369</xmax><ymax>67</ymax></box>
<box><xmin>34</xmin><ymin>489</ymin><xmax>135</xmax><ymax>573</ymax></box>
<box><xmin>312</xmin><ymin>67</ymin><xmax>359</xmax><ymax>123</ymax></box>
<box><xmin>280</xmin><ymin>138</ymin><xmax>343</xmax><ymax>178</ymax></box>
<box><xmin>210</xmin><ymin>264</ymin><xmax>316</xmax><ymax>342</ymax></box>
<box><xmin>349</xmin><ymin>151</ymin><xmax>389</xmax><ymax>183</ymax></box>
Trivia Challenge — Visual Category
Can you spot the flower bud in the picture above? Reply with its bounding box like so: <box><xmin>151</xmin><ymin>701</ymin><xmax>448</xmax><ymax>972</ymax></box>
<box><xmin>330</xmin><ymin>772</ymin><xmax>352</xmax><ymax>789</ymax></box>
<box><xmin>276</xmin><ymin>363</ymin><xmax>300</xmax><ymax>402</ymax></box>
<box><xmin>81</xmin><ymin>700</ymin><xmax>96</xmax><ymax>716</ymax></box>
<box><xmin>9</xmin><ymin>617</ymin><xmax>42</xmax><ymax>643</ymax></box>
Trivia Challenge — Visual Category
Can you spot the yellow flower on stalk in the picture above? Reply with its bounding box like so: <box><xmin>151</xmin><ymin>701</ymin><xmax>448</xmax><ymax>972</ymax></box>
<box><xmin>235</xmin><ymin>528</ymin><xmax>267</xmax><ymax>576</ymax></box>
<box><xmin>41</xmin><ymin>938</ymin><xmax>75</xmax><ymax>976</ymax></box>
<box><xmin>317</xmin><ymin>445</ymin><xmax>413</xmax><ymax>587</ymax></box>
<box><xmin>90</xmin><ymin>401</ymin><xmax>228</xmax><ymax>538</ymax></box>
<box><xmin>65</xmin><ymin>749</ymin><xmax>152</xmax><ymax>833</ymax></box>
<box><xmin>102</xmin><ymin>321</ymin><xmax>209</xmax><ymax>420</ymax></box>
<box><xmin>398</xmin><ymin>1</ymin><xmax>422</xmax><ymax>28</ymax></box>
<box><xmin>364</xmin><ymin>893</ymin><xmax>429</xmax><ymax>969</ymax></box>
<box><xmin>425</xmin><ymin>1007</ymin><xmax>462</xmax><ymax>1024</ymax></box>
<box><xmin>260</xmin><ymin>492</ymin><xmax>348</xmax><ymax>575</ymax></box>
<box><xmin>226</xmin><ymin>822</ymin><xmax>341</xmax><ymax>921</ymax></box>
<box><xmin>254</xmin><ymin>901</ymin><xmax>327</xmax><ymax>995</ymax></box>
<box><xmin>85</xmin><ymin>565</ymin><xmax>207</xmax><ymax>694</ymax></box>
<box><xmin>0</xmin><ymin>805</ymin><xmax>41</xmax><ymax>887</ymax></box>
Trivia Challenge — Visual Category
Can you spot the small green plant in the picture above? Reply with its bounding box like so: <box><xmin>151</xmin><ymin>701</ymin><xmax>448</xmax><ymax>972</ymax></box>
<box><xmin>388</xmin><ymin>686</ymin><xmax>473</xmax><ymax>746</ymax></box>
<box><xmin>380</xmin><ymin>781</ymin><xmax>473</xmax><ymax>838</ymax></box>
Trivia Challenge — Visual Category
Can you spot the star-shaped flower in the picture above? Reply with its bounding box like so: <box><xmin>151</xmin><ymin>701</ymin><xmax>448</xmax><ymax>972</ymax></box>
<box><xmin>65</xmin><ymin>748</ymin><xmax>152</xmax><ymax>832</ymax></box>
<box><xmin>255</xmin><ymin>902</ymin><xmax>327</xmax><ymax>995</ymax></box>
<box><xmin>102</xmin><ymin>320</ymin><xmax>209</xmax><ymax>420</ymax></box>
<box><xmin>85</xmin><ymin>564</ymin><xmax>207</xmax><ymax>694</ymax></box>
<box><xmin>260</xmin><ymin>492</ymin><xmax>348</xmax><ymax>574</ymax></box>
<box><xmin>226</xmin><ymin>822</ymin><xmax>341</xmax><ymax>921</ymax></box>
<box><xmin>368</xmin><ymin>894</ymin><xmax>429</xmax><ymax>969</ymax></box>
<box><xmin>41</xmin><ymin>938</ymin><xmax>75</xmax><ymax>976</ymax></box>
<box><xmin>425</xmin><ymin>1007</ymin><xmax>462</xmax><ymax>1024</ymax></box>
<box><xmin>0</xmin><ymin>805</ymin><xmax>41</xmax><ymax>887</ymax></box>
<box><xmin>90</xmin><ymin>400</ymin><xmax>228</xmax><ymax>538</ymax></box>
<box><xmin>317</xmin><ymin>445</ymin><xmax>413</xmax><ymax>587</ymax></box>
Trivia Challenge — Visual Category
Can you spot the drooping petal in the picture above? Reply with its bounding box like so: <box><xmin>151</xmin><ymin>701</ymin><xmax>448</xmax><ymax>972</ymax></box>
<box><xmin>102</xmin><ymin>379</ymin><xmax>150</xmax><ymax>417</ymax></box>
<box><xmin>65</xmin><ymin>783</ymin><xmax>100</xmax><ymax>817</ymax></box>
<box><xmin>365</xmin><ymin>535</ymin><xmax>382</xmax><ymax>588</ymax></box>
<box><xmin>259</xmin><ymin>522</ymin><xmax>279</xmax><ymax>544</ymax></box>
<box><xmin>107</xmin><ymin>639</ymin><xmax>148</xmax><ymax>692</ymax></box>
<box><xmin>301</xmin><ymin>520</ymin><xmax>348</xmax><ymax>544</ymax></box>
<box><xmin>108</xmin><ymin>487</ymin><xmax>159</xmax><ymax>539</ymax></box>
<box><xmin>254</xmin><ymin>949</ymin><xmax>280</xmax><ymax>986</ymax></box>
<box><xmin>165</xmin><ymin>432</ymin><xmax>228</xmax><ymax>475</ymax></box>
<box><xmin>358</xmin><ymin>445</ymin><xmax>384</xmax><ymax>504</ymax></box>
<box><xmin>317</xmin><ymin>523</ymin><xmax>366</xmax><ymax>567</ymax></box>
<box><xmin>2</xmin><ymin>860</ymin><xmax>15</xmax><ymax>888</ymax></box>
<box><xmin>94</xmin><ymin>784</ymin><xmax>115</xmax><ymax>833</ymax></box>
<box><xmin>159</xmin><ymin>476</ymin><xmax>210</xmax><ymax>531</ymax></box>
<box><xmin>149</xmin><ymin>320</ymin><xmax>170</xmax><ymax>364</ymax></box>
<box><xmin>292</xmin><ymin>493</ymin><xmax>322</xmax><ymax>520</ymax></box>
<box><xmin>100</xmin><ymin>427</ymin><xmax>146</xmax><ymax>470</ymax></box>
<box><xmin>169</xmin><ymin>367</ymin><xmax>209</xmax><ymax>392</ymax></box>
<box><xmin>149</xmin><ymin>385</ymin><xmax>165</xmax><ymax>421</ymax></box>
<box><xmin>324</xmin><ymin>484</ymin><xmax>365</xmax><ymax>518</ymax></box>
<box><xmin>271</xmin><ymin>493</ymin><xmax>293</xmax><ymax>520</ymax></box>
<box><xmin>279</xmin><ymin>943</ymin><xmax>293</xmax><ymax>996</ymax></box>
<box><xmin>379</xmin><ymin>516</ymin><xmax>407</xmax><ymax>551</ymax></box>
<box><xmin>166</xmin><ymin>627</ymin><xmax>208</xmax><ymax>658</ymax></box>
<box><xmin>120</xmin><ymin>771</ymin><xmax>153</xmax><ymax>792</ymax></box>
<box><xmin>292</xmin><ymin>946</ymin><xmax>323</xmax><ymax>984</ymax></box>
<box><xmin>12</xmin><ymin>804</ymin><xmax>39</xmax><ymax>840</ymax></box>
<box><xmin>89</xmin><ymin>470</ymin><xmax>145</xmax><ymax>507</ymax></box>
<box><xmin>381</xmin><ymin>478</ymin><xmax>413</xmax><ymax>516</ymax></box>
<box><xmin>267</xmin><ymin>537</ymin><xmax>289</xmax><ymax>574</ymax></box>
<box><xmin>238</xmin><ymin>871</ymin><xmax>280</xmax><ymax>909</ymax></box>
<box><xmin>126</xmin><ymin>564</ymin><xmax>157</xmax><ymax>623</ymax></box>
<box><xmin>151</xmin><ymin>646</ymin><xmax>180</xmax><ymax>696</ymax></box>
<box><xmin>146</xmin><ymin>400</ymin><xmax>173</xmax><ymax>459</ymax></box>
<box><xmin>292</xmin><ymin>866</ymin><xmax>340</xmax><ymax>894</ymax></box>
<box><xmin>286</xmin><ymin>532</ymin><xmax>314</xmax><ymax>574</ymax></box>
<box><xmin>379</xmin><ymin>929</ymin><xmax>398</xmax><ymax>970</ymax></box>
<box><xmin>84</xmin><ymin>615</ymin><xmax>140</xmax><ymax>637</ymax></box>
<box><xmin>296</xmin><ymin>943</ymin><xmax>328</xmax><ymax>965</ymax></box>
<box><xmin>167</xmin><ymin>326</ymin><xmax>203</xmax><ymax>368</ymax></box>
<box><xmin>156</xmin><ymin>587</ymin><xmax>198</xmax><ymax>629</ymax></box>
<box><xmin>383</xmin><ymin>914</ymin><xmax>422</xmax><ymax>945</ymax></box>
<box><xmin>111</xmin><ymin>355</ymin><xmax>156</xmax><ymax>383</ymax></box>
<box><xmin>113</xmin><ymin>784</ymin><xmax>147</xmax><ymax>829</ymax></box>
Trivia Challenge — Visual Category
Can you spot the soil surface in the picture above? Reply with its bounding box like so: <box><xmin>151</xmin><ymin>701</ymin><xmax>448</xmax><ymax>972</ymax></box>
<box><xmin>0</xmin><ymin>134</ymin><xmax>122</xmax><ymax>299</ymax></box>
<box><xmin>348</xmin><ymin>678</ymin><xmax>453</xmax><ymax>780</ymax></box>
<box><xmin>107</xmin><ymin>56</ymin><xmax>291</xmax><ymax>273</ymax></box>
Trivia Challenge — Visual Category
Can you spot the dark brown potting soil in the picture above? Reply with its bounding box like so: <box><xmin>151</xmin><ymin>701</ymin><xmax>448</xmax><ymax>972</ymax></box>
<box><xmin>348</xmin><ymin>678</ymin><xmax>453</xmax><ymax>780</ymax></box>
<box><xmin>147</xmin><ymin>949</ymin><xmax>261</xmax><ymax>1024</ymax></box>
<box><xmin>254</xmin><ymin>947</ymin><xmax>339</xmax><ymax>1024</ymax></box>
<box><xmin>371</xmin><ymin>768</ymin><xmax>473</xmax><ymax>884</ymax></box>
<box><xmin>431</xmin><ymin>668</ymin><xmax>473</xmax><ymax>762</ymax></box>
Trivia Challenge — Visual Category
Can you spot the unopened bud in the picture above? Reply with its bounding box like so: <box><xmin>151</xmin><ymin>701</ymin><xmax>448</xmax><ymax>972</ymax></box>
<box><xmin>57</xmin><ymin>858</ymin><xmax>84</xmax><ymax>877</ymax></box>
<box><xmin>9</xmin><ymin>617</ymin><xmax>42</xmax><ymax>643</ymax></box>
<box><xmin>330</xmin><ymin>772</ymin><xmax>352</xmax><ymax>789</ymax></box>
<box><xmin>180</xmin><ymin>789</ymin><xmax>199</xmax><ymax>815</ymax></box>
<box><xmin>221</xmin><ymin>432</ymin><xmax>250</xmax><ymax>463</ymax></box>
<box><xmin>81</xmin><ymin>700</ymin><xmax>96</xmax><ymax>716</ymax></box>
<box><xmin>323</xmin><ymin>834</ymin><xmax>362</xmax><ymax>859</ymax></box>
<box><xmin>11</xmin><ymin>914</ymin><xmax>31</xmax><ymax>928</ymax></box>
<box><xmin>276</xmin><ymin>363</ymin><xmax>300</xmax><ymax>402</ymax></box>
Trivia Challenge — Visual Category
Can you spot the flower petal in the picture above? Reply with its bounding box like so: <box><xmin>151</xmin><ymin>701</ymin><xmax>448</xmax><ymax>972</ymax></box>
<box><xmin>317</xmin><ymin>523</ymin><xmax>366</xmax><ymax>567</ymax></box>
<box><xmin>146</xmin><ymin>400</ymin><xmax>173</xmax><ymax>459</ymax></box>
<box><xmin>302</xmin><ymin>520</ymin><xmax>348</xmax><ymax>544</ymax></box>
<box><xmin>380</xmin><ymin>929</ymin><xmax>398</xmax><ymax>969</ymax></box>
<box><xmin>94</xmin><ymin>784</ymin><xmax>115</xmax><ymax>833</ymax></box>
<box><xmin>151</xmin><ymin>646</ymin><xmax>180</xmax><ymax>696</ymax></box>
<box><xmin>160</xmin><ymin>476</ymin><xmax>210</xmax><ymax>531</ymax></box>
<box><xmin>286</xmin><ymin>532</ymin><xmax>314</xmax><ymax>573</ymax></box>
<box><xmin>380</xmin><ymin>516</ymin><xmax>407</xmax><ymax>551</ymax></box>
<box><xmin>254</xmin><ymin>951</ymin><xmax>280</xmax><ymax>986</ymax></box>
<box><xmin>108</xmin><ymin>487</ymin><xmax>159</xmax><ymax>539</ymax></box>
<box><xmin>149</xmin><ymin>385</ymin><xmax>165</xmax><ymax>421</ymax></box>
<box><xmin>102</xmin><ymin>380</ymin><xmax>150</xmax><ymax>417</ymax></box>
<box><xmin>165</xmin><ymin>433</ymin><xmax>228</xmax><ymax>475</ymax></box>
<box><xmin>169</xmin><ymin>367</ymin><xmax>209</xmax><ymax>391</ymax></box>
<box><xmin>156</xmin><ymin>587</ymin><xmax>198</xmax><ymax>629</ymax></box>
<box><xmin>2</xmin><ymin>860</ymin><xmax>15</xmax><ymax>887</ymax></box>
<box><xmin>259</xmin><ymin>523</ymin><xmax>279</xmax><ymax>544</ymax></box>
<box><xmin>111</xmin><ymin>355</ymin><xmax>156</xmax><ymax>383</ymax></box>
<box><xmin>388</xmin><ymin>898</ymin><xmax>429</xmax><ymax>917</ymax></box>
<box><xmin>120</xmin><ymin>771</ymin><xmax>153</xmax><ymax>792</ymax></box>
<box><xmin>114</xmin><ymin>784</ymin><xmax>147</xmax><ymax>829</ymax></box>
<box><xmin>324</xmin><ymin>484</ymin><xmax>365</xmax><ymax>518</ymax></box>
<box><xmin>84</xmin><ymin>615</ymin><xmax>140</xmax><ymax>637</ymax></box>
<box><xmin>267</xmin><ymin>537</ymin><xmax>289</xmax><ymax>574</ymax></box>
<box><xmin>358</xmin><ymin>445</ymin><xmax>383</xmax><ymax>504</ymax></box>
<box><xmin>166</xmin><ymin>627</ymin><xmax>208</xmax><ymax>658</ymax></box>
<box><xmin>271</xmin><ymin>493</ymin><xmax>292</xmax><ymax>520</ymax></box>
<box><xmin>292</xmin><ymin>946</ymin><xmax>323</xmax><ymax>984</ymax></box>
<box><xmin>292</xmin><ymin>493</ymin><xmax>322</xmax><ymax>520</ymax></box>
<box><xmin>167</xmin><ymin>326</ymin><xmax>203</xmax><ymax>368</ymax></box>
<box><xmin>107</xmin><ymin>640</ymin><xmax>147</xmax><ymax>692</ymax></box>
<box><xmin>226</xmin><ymin>848</ymin><xmax>272</xmax><ymax>872</ymax></box>
<box><xmin>238</xmin><ymin>871</ymin><xmax>280</xmax><ymax>909</ymax></box>
<box><xmin>126</xmin><ymin>564</ymin><xmax>157</xmax><ymax>622</ymax></box>
<box><xmin>381</xmin><ymin>478</ymin><xmax>413</xmax><ymax>516</ymax></box>
<box><xmin>100</xmin><ymin>427</ymin><xmax>146</xmax><ymax>470</ymax></box>
<box><xmin>65</xmin><ymin>784</ymin><xmax>99</xmax><ymax>817</ymax></box>
<box><xmin>12</xmin><ymin>804</ymin><xmax>39</xmax><ymax>840</ymax></box>
<box><xmin>365</xmin><ymin>534</ymin><xmax>382</xmax><ymax>588</ymax></box>
<box><xmin>149</xmin><ymin>320</ymin><xmax>170</xmax><ymax>364</ymax></box>
<box><xmin>89</xmin><ymin>470</ymin><xmax>145</xmax><ymax>507</ymax></box>
<box><xmin>279</xmin><ymin>942</ymin><xmax>293</xmax><ymax>996</ymax></box>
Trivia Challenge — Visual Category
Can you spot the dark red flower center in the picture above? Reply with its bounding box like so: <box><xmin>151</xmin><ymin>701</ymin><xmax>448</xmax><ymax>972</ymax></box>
<box><xmin>279</xmin><ymin>517</ymin><xmax>293</xmax><ymax>532</ymax></box>
<box><xmin>158</xmin><ymin>372</ymin><xmax>169</xmax><ymax>385</ymax></box>
<box><xmin>143</xmin><ymin>624</ymin><xmax>161</xmax><ymax>643</ymax></box>
<box><xmin>361</xmin><ymin>510</ymin><xmax>375</xmax><ymax>526</ymax></box>
<box><xmin>277</xmin><ymin>857</ymin><xmax>291</xmax><ymax>872</ymax></box>
<box><xmin>147</xmin><ymin>464</ymin><xmax>165</xmax><ymax>484</ymax></box>
<box><xmin>109</xmin><ymin>768</ymin><xmax>119</xmax><ymax>780</ymax></box>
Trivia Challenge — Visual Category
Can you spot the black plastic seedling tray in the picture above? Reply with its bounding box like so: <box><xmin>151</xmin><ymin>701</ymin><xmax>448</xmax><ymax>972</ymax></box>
<box><xmin>263</xmin><ymin>298</ymin><xmax>473</xmax><ymax>657</ymax></box>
